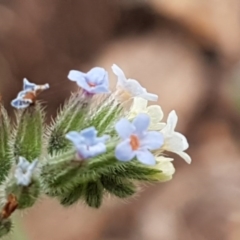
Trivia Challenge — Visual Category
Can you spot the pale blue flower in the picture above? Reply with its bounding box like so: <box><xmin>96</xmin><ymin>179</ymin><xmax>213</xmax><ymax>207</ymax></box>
<box><xmin>115</xmin><ymin>114</ymin><xmax>163</xmax><ymax>165</ymax></box>
<box><xmin>15</xmin><ymin>157</ymin><xmax>38</xmax><ymax>186</ymax></box>
<box><xmin>11</xmin><ymin>78</ymin><xmax>50</xmax><ymax>109</ymax></box>
<box><xmin>68</xmin><ymin>67</ymin><xmax>110</xmax><ymax>95</ymax></box>
<box><xmin>66</xmin><ymin>127</ymin><xmax>109</xmax><ymax>160</ymax></box>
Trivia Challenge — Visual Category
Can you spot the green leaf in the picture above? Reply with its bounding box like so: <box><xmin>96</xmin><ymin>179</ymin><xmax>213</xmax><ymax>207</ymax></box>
<box><xmin>13</xmin><ymin>102</ymin><xmax>44</xmax><ymax>162</ymax></box>
<box><xmin>113</xmin><ymin>161</ymin><xmax>163</xmax><ymax>182</ymax></box>
<box><xmin>84</xmin><ymin>181</ymin><xmax>103</xmax><ymax>208</ymax></box>
<box><xmin>59</xmin><ymin>183</ymin><xmax>85</xmax><ymax>206</ymax></box>
<box><xmin>0</xmin><ymin>218</ymin><xmax>12</xmax><ymax>238</ymax></box>
<box><xmin>0</xmin><ymin>104</ymin><xmax>12</xmax><ymax>183</ymax></box>
<box><xmin>101</xmin><ymin>175</ymin><xmax>136</xmax><ymax>198</ymax></box>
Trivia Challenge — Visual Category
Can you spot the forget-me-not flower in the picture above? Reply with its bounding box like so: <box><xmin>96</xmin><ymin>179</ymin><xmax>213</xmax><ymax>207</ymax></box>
<box><xmin>66</xmin><ymin>127</ymin><xmax>109</xmax><ymax>160</ymax></box>
<box><xmin>15</xmin><ymin>157</ymin><xmax>38</xmax><ymax>186</ymax></box>
<box><xmin>115</xmin><ymin>113</ymin><xmax>163</xmax><ymax>165</ymax></box>
<box><xmin>68</xmin><ymin>67</ymin><xmax>110</xmax><ymax>95</ymax></box>
<box><xmin>112</xmin><ymin>64</ymin><xmax>158</xmax><ymax>102</ymax></box>
<box><xmin>11</xmin><ymin>78</ymin><xmax>50</xmax><ymax>109</ymax></box>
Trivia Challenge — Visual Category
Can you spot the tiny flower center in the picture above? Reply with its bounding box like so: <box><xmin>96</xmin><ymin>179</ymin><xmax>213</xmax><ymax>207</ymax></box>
<box><xmin>130</xmin><ymin>135</ymin><xmax>140</xmax><ymax>150</ymax></box>
<box><xmin>88</xmin><ymin>82</ymin><xmax>96</xmax><ymax>88</ymax></box>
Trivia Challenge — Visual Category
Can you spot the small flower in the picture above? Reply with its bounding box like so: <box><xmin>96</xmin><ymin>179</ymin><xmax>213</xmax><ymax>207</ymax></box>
<box><xmin>112</xmin><ymin>64</ymin><xmax>158</xmax><ymax>101</ymax></box>
<box><xmin>115</xmin><ymin>114</ymin><xmax>163</xmax><ymax>165</ymax></box>
<box><xmin>160</xmin><ymin>110</ymin><xmax>191</xmax><ymax>164</ymax></box>
<box><xmin>11</xmin><ymin>78</ymin><xmax>50</xmax><ymax>109</ymax></box>
<box><xmin>129</xmin><ymin>97</ymin><xmax>166</xmax><ymax>130</ymax></box>
<box><xmin>14</xmin><ymin>157</ymin><xmax>38</xmax><ymax>186</ymax></box>
<box><xmin>68</xmin><ymin>67</ymin><xmax>110</xmax><ymax>95</ymax></box>
<box><xmin>154</xmin><ymin>156</ymin><xmax>175</xmax><ymax>181</ymax></box>
<box><xmin>66</xmin><ymin>127</ymin><xmax>109</xmax><ymax>160</ymax></box>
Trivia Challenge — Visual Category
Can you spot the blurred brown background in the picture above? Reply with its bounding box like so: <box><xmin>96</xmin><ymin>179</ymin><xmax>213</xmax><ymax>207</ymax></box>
<box><xmin>1</xmin><ymin>0</ymin><xmax>240</xmax><ymax>239</ymax></box>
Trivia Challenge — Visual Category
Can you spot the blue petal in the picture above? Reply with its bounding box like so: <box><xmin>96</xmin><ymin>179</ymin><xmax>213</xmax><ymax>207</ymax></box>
<box><xmin>141</xmin><ymin>131</ymin><xmax>164</xmax><ymax>150</ymax></box>
<box><xmin>76</xmin><ymin>79</ymin><xmax>93</xmax><ymax>92</ymax></box>
<box><xmin>86</xmin><ymin>67</ymin><xmax>107</xmax><ymax>84</ymax></box>
<box><xmin>136</xmin><ymin>150</ymin><xmax>156</xmax><ymax>165</ymax></box>
<box><xmin>68</xmin><ymin>70</ymin><xmax>86</xmax><ymax>82</ymax></box>
<box><xmin>80</xmin><ymin>127</ymin><xmax>97</xmax><ymax>145</ymax></box>
<box><xmin>115</xmin><ymin>139</ymin><xmax>135</xmax><ymax>161</ymax></box>
<box><xmin>66</xmin><ymin>131</ymin><xmax>84</xmax><ymax>146</ymax></box>
<box><xmin>23</xmin><ymin>78</ymin><xmax>36</xmax><ymax>91</ymax></box>
<box><xmin>133</xmin><ymin>113</ymin><xmax>150</xmax><ymax>135</ymax></box>
<box><xmin>115</xmin><ymin>118</ymin><xmax>135</xmax><ymax>139</ymax></box>
<box><xmin>89</xmin><ymin>142</ymin><xmax>107</xmax><ymax>158</ymax></box>
<box><xmin>11</xmin><ymin>98</ymin><xmax>31</xmax><ymax>109</ymax></box>
<box><xmin>91</xmin><ymin>85</ymin><xmax>110</xmax><ymax>94</ymax></box>
<box><xmin>77</xmin><ymin>142</ymin><xmax>106</xmax><ymax>159</ymax></box>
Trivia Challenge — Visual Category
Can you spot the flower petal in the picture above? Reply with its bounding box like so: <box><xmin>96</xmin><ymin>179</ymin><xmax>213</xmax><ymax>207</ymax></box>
<box><xmin>87</xmin><ymin>67</ymin><xmax>107</xmax><ymax>85</ymax></box>
<box><xmin>115</xmin><ymin>139</ymin><xmax>135</xmax><ymax>161</ymax></box>
<box><xmin>80</xmin><ymin>127</ymin><xmax>97</xmax><ymax>145</ymax></box>
<box><xmin>175</xmin><ymin>151</ymin><xmax>191</xmax><ymax>164</ymax></box>
<box><xmin>112</xmin><ymin>64</ymin><xmax>127</xmax><ymax>86</ymax></box>
<box><xmin>136</xmin><ymin>150</ymin><xmax>156</xmax><ymax>165</ymax></box>
<box><xmin>115</xmin><ymin>118</ymin><xmax>135</xmax><ymax>139</ymax></box>
<box><xmin>141</xmin><ymin>131</ymin><xmax>164</xmax><ymax>150</ymax></box>
<box><xmin>167</xmin><ymin>110</ymin><xmax>178</xmax><ymax>132</ymax></box>
<box><xmin>28</xmin><ymin>159</ymin><xmax>38</xmax><ymax>174</ymax></box>
<box><xmin>11</xmin><ymin>98</ymin><xmax>32</xmax><ymax>109</ymax></box>
<box><xmin>91</xmin><ymin>85</ymin><xmax>110</xmax><ymax>94</ymax></box>
<box><xmin>147</xmin><ymin>105</ymin><xmax>164</xmax><ymax>123</ymax></box>
<box><xmin>23</xmin><ymin>78</ymin><xmax>36</xmax><ymax>91</ymax></box>
<box><xmin>89</xmin><ymin>143</ymin><xmax>107</xmax><ymax>158</ymax></box>
<box><xmin>130</xmin><ymin>97</ymin><xmax>148</xmax><ymax>113</ymax></box>
<box><xmin>163</xmin><ymin>132</ymin><xmax>189</xmax><ymax>152</ymax></box>
<box><xmin>124</xmin><ymin>79</ymin><xmax>145</xmax><ymax>96</ymax></box>
<box><xmin>149</xmin><ymin>122</ymin><xmax>166</xmax><ymax>131</ymax></box>
<box><xmin>68</xmin><ymin>70</ymin><xmax>86</xmax><ymax>82</ymax></box>
<box><xmin>133</xmin><ymin>113</ymin><xmax>150</xmax><ymax>134</ymax></box>
<box><xmin>66</xmin><ymin>131</ymin><xmax>84</xmax><ymax>146</ymax></box>
<box><xmin>154</xmin><ymin>156</ymin><xmax>175</xmax><ymax>181</ymax></box>
<box><xmin>139</xmin><ymin>92</ymin><xmax>158</xmax><ymax>101</ymax></box>
<box><xmin>18</xmin><ymin>156</ymin><xmax>30</xmax><ymax>170</ymax></box>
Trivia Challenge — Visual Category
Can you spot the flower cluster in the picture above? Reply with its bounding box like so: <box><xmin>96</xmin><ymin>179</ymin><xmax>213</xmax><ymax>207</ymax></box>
<box><xmin>0</xmin><ymin>63</ymin><xmax>191</xmax><ymax>236</ymax></box>
<box><xmin>64</xmin><ymin>64</ymin><xmax>191</xmax><ymax>166</ymax></box>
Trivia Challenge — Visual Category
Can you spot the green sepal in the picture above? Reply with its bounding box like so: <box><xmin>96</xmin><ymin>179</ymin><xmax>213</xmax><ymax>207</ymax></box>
<box><xmin>84</xmin><ymin>181</ymin><xmax>103</xmax><ymax>208</ymax></box>
<box><xmin>47</xmin><ymin>92</ymin><xmax>88</xmax><ymax>154</ymax></box>
<box><xmin>0</xmin><ymin>104</ymin><xmax>12</xmax><ymax>184</ymax></box>
<box><xmin>42</xmin><ymin>148</ymin><xmax>118</xmax><ymax>197</ymax></box>
<box><xmin>13</xmin><ymin>102</ymin><xmax>44</xmax><ymax>162</ymax></box>
<box><xmin>5</xmin><ymin>180</ymin><xmax>40</xmax><ymax>210</ymax></box>
<box><xmin>0</xmin><ymin>218</ymin><xmax>12</xmax><ymax>238</ymax></box>
<box><xmin>100</xmin><ymin>175</ymin><xmax>136</xmax><ymax>198</ymax></box>
<box><xmin>113</xmin><ymin>161</ymin><xmax>164</xmax><ymax>182</ymax></box>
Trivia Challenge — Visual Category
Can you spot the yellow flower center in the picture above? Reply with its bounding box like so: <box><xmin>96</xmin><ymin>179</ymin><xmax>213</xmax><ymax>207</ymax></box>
<box><xmin>130</xmin><ymin>135</ymin><xmax>140</xmax><ymax>150</ymax></box>
<box><xmin>88</xmin><ymin>82</ymin><xmax>96</xmax><ymax>87</ymax></box>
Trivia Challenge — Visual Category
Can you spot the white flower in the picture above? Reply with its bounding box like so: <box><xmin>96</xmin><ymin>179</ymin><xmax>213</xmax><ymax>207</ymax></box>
<box><xmin>154</xmin><ymin>156</ymin><xmax>175</xmax><ymax>181</ymax></box>
<box><xmin>111</xmin><ymin>64</ymin><xmax>158</xmax><ymax>102</ymax></box>
<box><xmin>129</xmin><ymin>97</ymin><xmax>166</xmax><ymax>131</ymax></box>
<box><xmin>160</xmin><ymin>110</ymin><xmax>191</xmax><ymax>164</ymax></box>
<box><xmin>14</xmin><ymin>157</ymin><xmax>38</xmax><ymax>186</ymax></box>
